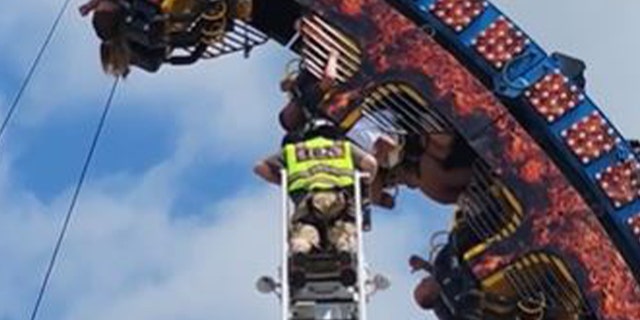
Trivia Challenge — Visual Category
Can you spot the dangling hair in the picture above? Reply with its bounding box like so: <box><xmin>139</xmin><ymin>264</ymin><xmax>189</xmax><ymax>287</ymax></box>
<box><xmin>92</xmin><ymin>1</ymin><xmax>130</xmax><ymax>78</ymax></box>
<box><xmin>100</xmin><ymin>37</ymin><xmax>131</xmax><ymax>78</ymax></box>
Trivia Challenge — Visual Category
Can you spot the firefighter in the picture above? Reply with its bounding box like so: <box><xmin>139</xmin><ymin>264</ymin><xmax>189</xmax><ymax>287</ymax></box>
<box><xmin>254</xmin><ymin>118</ymin><xmax>378</xmax><ymax>254</ymax></box>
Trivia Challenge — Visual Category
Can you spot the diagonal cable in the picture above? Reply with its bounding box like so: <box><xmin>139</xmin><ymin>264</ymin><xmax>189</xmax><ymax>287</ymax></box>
<box><xmin>0</xmin><ymin>0</ymin><xmax>74</xmax><ymax>146</ymax></box>
<box><xmin>29</xmin><ymin>78</ymin><xmax>119</xmax><ymax>320</ymax></box>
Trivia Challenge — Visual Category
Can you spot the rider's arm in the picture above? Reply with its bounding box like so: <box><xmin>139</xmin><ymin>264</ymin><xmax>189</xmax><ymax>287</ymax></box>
<box><xmin>318</xmin><ymin>49</ymin><xmax>339</xmax><ymax>92</ymax></box>
<box><xmin>79</xmin><ymin>0</ymin><xmax>102</xmax><ymax>16</ymax></box>
<box><xmin>351</xmin><ymin>143</ymin><xmax>378</xmax><ymax>184</ymax></box>
<box><xmin>324</xmin><ymin>49</ymin><xmax>339</xmax><ymax>80</ymax></box>
<box><xmin>254</xmin><ymin>153</ymin><xmax>284</xmax><ymax>185</ymax></box>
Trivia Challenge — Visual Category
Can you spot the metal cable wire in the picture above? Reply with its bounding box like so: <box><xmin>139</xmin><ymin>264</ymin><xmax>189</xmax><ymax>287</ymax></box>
<box><xmin>28</xmin><ymin>78</ymin><xmax>119</xmax><ymax>320</ymax></box>
<box><xmin>0</xmin><ymin>0</ymin><xmax>74</xmax><ymax>146</ymax></box>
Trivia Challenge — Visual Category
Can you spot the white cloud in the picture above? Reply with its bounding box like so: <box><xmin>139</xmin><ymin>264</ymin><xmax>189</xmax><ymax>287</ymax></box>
<box><xmin>366</xmin><ymin>198</ymin><xmax>447</xmax><ymax>320</ymax></box>
<box><xmin>53</xmin><ymin>187</ymin><xmax>282</xmax><ymax>320</ymax></box>
<box><xmin>0</xmin><ymin>128</ymin><xmax>279</xmax><ymax>319</ymax></box>
<box><xmin>0</xmin><ymin>146</ymin><xmax>438</xmax><ymax>319</ymax></box>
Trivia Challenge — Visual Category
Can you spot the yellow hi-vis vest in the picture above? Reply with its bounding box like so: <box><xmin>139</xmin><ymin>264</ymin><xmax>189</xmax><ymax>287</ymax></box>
<box><xmin>284</xmin><ymin>137</ymin><xmax>355</xmax><ymax>192</ymax></box>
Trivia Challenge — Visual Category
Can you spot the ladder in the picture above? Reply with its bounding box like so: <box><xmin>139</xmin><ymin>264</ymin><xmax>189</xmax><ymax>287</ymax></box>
<box><xmin>258</xmin><ymin>171</ymin><xmax>389</xmax><ymax>320</ymax></box>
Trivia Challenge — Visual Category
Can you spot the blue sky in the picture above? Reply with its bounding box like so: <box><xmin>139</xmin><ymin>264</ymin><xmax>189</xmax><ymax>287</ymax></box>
<box><xmin>1</xmin><ymin>1</ymin><xmax>639</xmax><ymax>319</ymax></box>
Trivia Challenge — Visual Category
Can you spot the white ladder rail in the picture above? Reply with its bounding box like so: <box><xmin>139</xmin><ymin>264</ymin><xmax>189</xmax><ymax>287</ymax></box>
<box><xmin>278</xmin><ymin>170</ymin><xmax>369</xmax><ymax>320</ymax></box>
<box><xmin>281</xmin><ymin>169</ymin><xmax>291</xmax><ymax>320</ymax></box>
<box><xmin>354</xmin><ymin>171</ymin><xmax>368</xmax><ymax>320</ymax></box>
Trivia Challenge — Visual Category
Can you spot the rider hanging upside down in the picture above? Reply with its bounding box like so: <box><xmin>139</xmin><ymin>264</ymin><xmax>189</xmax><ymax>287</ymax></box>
<box><xmin>254</xmin><ymin>118</ymin><xmax>378</xmax><ymax>254</ymax></box>
<box><xmin>80</xmin><ymin>0</ymin><xmax>254</xmax><ymax>76</ymax></box>
<box><xmin>80</xmin><ymin>0</ymin><xmax>133</xmax><ymax>76</ymax></box>
<box><xmin>278</xmin><ymin>47</ymin><xmax>341</xmax><ymax>132</ymax></box>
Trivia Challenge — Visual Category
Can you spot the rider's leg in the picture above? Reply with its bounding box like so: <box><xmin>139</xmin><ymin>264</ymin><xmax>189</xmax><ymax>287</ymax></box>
<box><xmin>289</xmin><ymin>192</ymin><xmax>320</xmax><ymax>254</ymax></box>
<box><xmin>328</xmin><ymin>220</ymin><xmax>357</xmax><ymax>253</ymax></box>
<box><xmin>313</xmin><ymin>189</ymin><xmax>357</xmax><ymax>252</ymax></box>
<box><xmin>290</xmin><ymin>223</ymin><xmax>320</xmax><ymax>254</ymax></box>
<box><xmin>310</xmin><ymin>190</ymin><xmax>347</xmax><ymax>220</ymax></box>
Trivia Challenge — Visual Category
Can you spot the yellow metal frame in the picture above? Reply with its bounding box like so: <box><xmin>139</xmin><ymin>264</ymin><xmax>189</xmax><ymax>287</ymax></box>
<box><xmin>481</xmin><ymin>252</ymin><xmax>586</xmax><ymax>319</ymax></box>
<box><xmin>461</xmin><ymin>180</ymin><xmax>525</xmax><ymax>261</ymax></box>
<box><xmin>344</xmin><ymin>82</ymin><xmax>429</xmax><ymax>129</ymax></box>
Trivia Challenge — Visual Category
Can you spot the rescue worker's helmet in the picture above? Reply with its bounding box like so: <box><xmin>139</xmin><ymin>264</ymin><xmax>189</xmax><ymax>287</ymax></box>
<box><xmin>281</xmin><ymin>117</ymin><xmax>342</xmax><ymax>146</ymax></box>
<box><xmin>305</xmin><ymin>118</ymin><xmax>334</xmax><ymax>132</ymax></box>
<box><xmin>303</xmin><ymin>118</ymin><xmax>343</xmax><ymax>140</ymax></box>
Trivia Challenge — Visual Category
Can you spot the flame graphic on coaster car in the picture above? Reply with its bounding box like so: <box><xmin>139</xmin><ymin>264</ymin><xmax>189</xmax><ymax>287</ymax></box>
<box><xmin>314</xmin><ymin>0</ymin><xmax>503</xmax><ymax>122</ymax></box>
<box><xmin>336</xmin><ymin>0</ymin><xmax>365</xmax><ymax>16</ymax></box>
<box><xmin>473</xmin><ymin>111</ymin><xmax>640</xmax><ymax>319</ymax></box>
<box><xmin>307</xmin><ymin>0</ymin><xmax>640</xmax><ymax>317</ymax></box>
<box><xmin>534</xmin><ymin>186</ymin><xmax>640</xmax><ymax>318</ymax></box>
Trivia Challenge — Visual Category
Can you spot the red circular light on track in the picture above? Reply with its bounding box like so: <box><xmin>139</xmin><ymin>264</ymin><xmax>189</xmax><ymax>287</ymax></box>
<box><xmin>562</xmin><ymin>112</ymin><xmax>619</xmax><ymax>164</ymax></box>
<box><xmin>430</xmin><ymin>0</ymin><xmax>487</xmax><ymax>32</ymax></box>
<box><xmin>596</xmin><ymin>159</ymin><xmax>640</xmax><ymax>208</ymax></box>
<box><xmin>526</xmin><ymin>70</ymin><xmax>584</xmax><ymax>122</ymax></box>
<box><xmin>473</xmin><ymin>16</ymin><xmax>528</xmax><ymax>69</ymax></box>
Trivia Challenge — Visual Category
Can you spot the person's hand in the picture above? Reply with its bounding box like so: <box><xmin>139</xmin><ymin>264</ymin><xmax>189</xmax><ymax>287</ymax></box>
<box><xmin>79</xmin><ymin>0</ymin><xmax>100</xmax><ymax>16</ymax></box>
<box><xmin>280</xmin><ymin>77</ymin><xmax>295</xmax><ymax>92</ymax></box>
<box><xmin>409</xmin><ymin>255</ymin><xmax>433</xmax><ymax>273</ymax></box>
<box><xmin>376</xmin><ymin>191</ymin><xmax>395</xmax><ymax>209</ymax></box>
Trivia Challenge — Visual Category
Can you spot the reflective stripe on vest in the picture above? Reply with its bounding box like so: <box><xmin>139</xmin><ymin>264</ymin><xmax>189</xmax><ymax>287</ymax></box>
<box><xmin>284</xmin><ymin>137</ymin><xmax>355</xmax><ymax>192</ymax></box>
